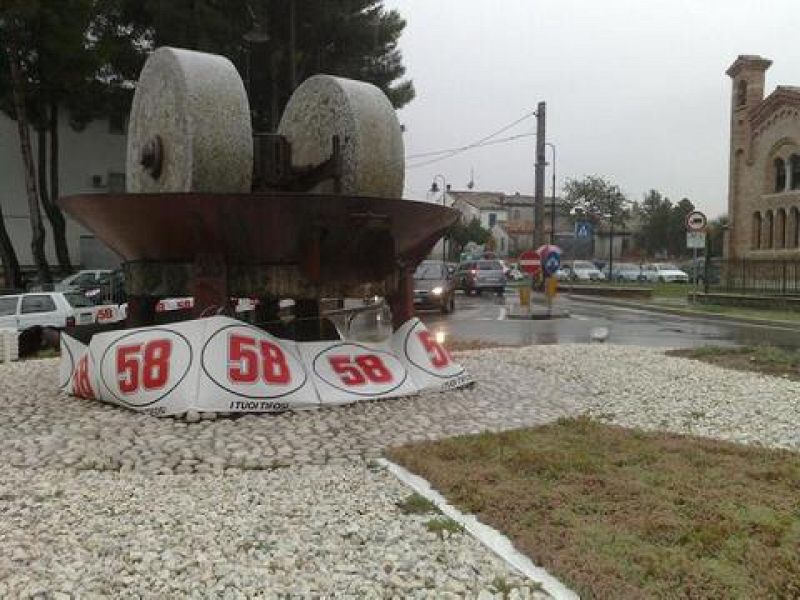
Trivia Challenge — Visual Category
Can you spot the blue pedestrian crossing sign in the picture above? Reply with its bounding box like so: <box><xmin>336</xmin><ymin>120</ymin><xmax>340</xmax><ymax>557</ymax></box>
<box><xmin>575</xmin><ymin>221</ymin><xmax>592</xmax><ymax>239</ymax></box>
<box><xmin>543</xmin><ymin>251</ymin><xmax>561</xmax><ymax>276</ymax></box>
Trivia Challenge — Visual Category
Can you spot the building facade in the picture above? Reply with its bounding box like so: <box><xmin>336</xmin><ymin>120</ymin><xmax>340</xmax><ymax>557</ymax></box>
<box><xmin>0</xmin><ymin>109</ymin><xmax>127</xmax><ymax>271</ymax></box>
<box><xmin>726</xmin><ymin>55</ymin><xmax>800</xmax><ymax>258</ymax></box>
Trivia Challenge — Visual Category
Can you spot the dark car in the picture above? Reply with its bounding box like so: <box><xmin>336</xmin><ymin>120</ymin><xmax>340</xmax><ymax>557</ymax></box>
<box><xmin>413</xmin><ymin>260</ymin><xmax>456</xmax><ymax>313</ymax></box>
<box><xmin>86</xmin><ymin>269</ymin><xmax>127</xmax><ymax>305</ymax></box>
<box><xmin>455</xmin><ymin>259</ymin><xmax>506</xmax><ymax>295</ymax></box>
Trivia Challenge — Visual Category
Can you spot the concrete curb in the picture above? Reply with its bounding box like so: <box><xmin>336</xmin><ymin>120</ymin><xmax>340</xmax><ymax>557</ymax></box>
<box><xmin>378</xmin><ymin>458</ymin><xmax>580</xmax><ymax>600</ymax></box>
<box><xmin>567</xmin><ymin>294</ymin><xmax>800</xmax><ymax>331</ymax></box>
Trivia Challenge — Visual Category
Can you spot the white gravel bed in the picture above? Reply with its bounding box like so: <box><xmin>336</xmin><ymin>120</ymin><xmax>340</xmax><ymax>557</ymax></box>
<box><xmin>1</xmin><ymin>345</ymin><xmax>797</xmax><ymax>474</ymax></box>
<box><xmin>521</xmin><ymin>345</ymin><xmax>800</xmax><ymax>451</ymax></box>
<box><xmin>1</xmin><ymin>344</ymin><xmax>797</xmax><ymax>597</ymax></box>
<box><xmin>0</xmin><ymin>463</ymin><xmax>544</xmax><ymax>599</ymax></box>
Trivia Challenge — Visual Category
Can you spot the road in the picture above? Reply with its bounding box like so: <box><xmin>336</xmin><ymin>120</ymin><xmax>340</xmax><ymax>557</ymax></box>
<box><xmin>415</xmin><ymin>291</ymin><xmax>800</xmax><ymax>349</ymax></box>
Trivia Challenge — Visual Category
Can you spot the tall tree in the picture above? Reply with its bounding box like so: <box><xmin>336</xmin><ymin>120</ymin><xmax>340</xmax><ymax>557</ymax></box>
<box><xmin>669</xmin><ymin>197</ymin><xmax>695</xmax><ymax>257</ymax></box>
<box><xmin>0</xmin><ymin>201</ymin><xmax>22</xmax><ymax>290</ymax></box>
<box><xmin>2</xmin><ymin>12</ymin><xmax>50</xmax><ymax>284</ymax></box>
<box><xmin>446</xmin><ymin>217</ymin><xmax>491</xmax><ymax>259</ymax></box>
<box><xmin>1</xmin><ymin>0</ymin><xmax>148</xmax><ymax>275</ymax></box>
<box><xmin>634</xmin><ymin>189</ymin><xmax>673</xmax><ymax>257</ymax></box>
<box><xmin>135</xmin><ymin>0</ymin><xmax>415</xmax><ymax>131</ymax></box>
<box><xmin>562</xmin><ymin>175</ymin><xmax>631</xmax><ymax>229</ymax></box>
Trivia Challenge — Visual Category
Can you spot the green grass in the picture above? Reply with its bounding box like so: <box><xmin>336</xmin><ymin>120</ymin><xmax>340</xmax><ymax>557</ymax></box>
<box><xmin>389</xmin><ymin>418</ymin><xmax>800</xmax><ymax>599</ymax></box>
<box><xmin>396</xmin><ymin>493</ymin><xmax>439</xmax><ymax>515</ymax></box>
<box><xmin>668</xmin><ymin>345</ymin><xmax>800</xmax><ymax>380</ymax></box>
<box><xmin>425</xmin><ymin>517</ymin><xmax>464</xmax><ymax>538</ymax></box>
<box><xmin>684</xmin><ymin>303</ymin><xmax>800</xmax><ymax>323</ymax></box>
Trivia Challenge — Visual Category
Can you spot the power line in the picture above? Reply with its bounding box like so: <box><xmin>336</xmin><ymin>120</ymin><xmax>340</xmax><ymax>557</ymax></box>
<box><xmin>406</xmin><ymin>131</ymin><xmax>536</xmax><ymax>170</ymax></box>
<box><xmin>403</xmin><ymin>108</ymin><xmax>537</xmax><ymax>166</ymax></box>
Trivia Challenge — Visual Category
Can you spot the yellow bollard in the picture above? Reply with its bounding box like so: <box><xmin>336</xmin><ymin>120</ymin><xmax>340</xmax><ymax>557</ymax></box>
<box><xmin>519</xmin><ymin>286</ymin><xmax>531</xmax><ymax>307</ymax></box>
<box><xmin>545</xmin><ymin>276</ymin><xmax>558</xmax><ymax>299</ymax></box>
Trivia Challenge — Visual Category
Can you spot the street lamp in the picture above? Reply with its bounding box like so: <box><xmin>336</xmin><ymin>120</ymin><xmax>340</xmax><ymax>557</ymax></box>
<box><xmin>601</xmin><ymin>211</ymin><xmax>614</xmax><ymax>280</ymax></box>
<box><xmin>430</xmin><ymin>174</ymin><xmax>448</xmax><ymax>262</ymax></box>
<box><xmin>545</xmin><ymin>143</ymin><xmax>556</xmax><ymax>245</ymax></box>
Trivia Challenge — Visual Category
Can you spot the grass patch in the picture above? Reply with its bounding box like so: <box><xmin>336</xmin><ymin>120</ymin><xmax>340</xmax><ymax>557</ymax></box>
<box><xmin>388</xmin><ymin>418</ymin><xmax>800</xmax><ymax>599</ymax></box>
<box><xmin>687</xmin><ymin>303</ymin><xmax>800</xmax><ymax>324</ymax></box>
<box><xmin>668</xmin><ymin>345</ymin><xmax>800</xmax><ymax>381</ymax></box>
<box><xmin>396</xmin><ymin>492</ymin><xmax>439</xmax><ymax>515</ymax></box>
<box><xmin>425</xmin><ymin>517</ymin><xmax>464</xmax><ymax>538</ymax></box>
<box><xmin>651</xmin><ymin>282</ymin><xmax>691</xmax><ymax>299</ymax></box>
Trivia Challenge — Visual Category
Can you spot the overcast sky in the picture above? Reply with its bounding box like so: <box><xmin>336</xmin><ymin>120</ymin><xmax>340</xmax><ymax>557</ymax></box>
<box><xmin>384</xmin><ymin>0</ymin><xmax>800</xmax><ymax>218</ymax></box>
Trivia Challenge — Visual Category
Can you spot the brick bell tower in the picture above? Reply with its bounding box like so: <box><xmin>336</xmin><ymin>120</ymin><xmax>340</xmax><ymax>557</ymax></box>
<box><xmin>725</xmin><ymin>55</ymin><xmax>772</xmax><ymax>258</ymax></box>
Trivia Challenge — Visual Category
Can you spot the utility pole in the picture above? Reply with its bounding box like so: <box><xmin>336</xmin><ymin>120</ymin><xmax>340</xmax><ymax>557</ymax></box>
<box><xmin>534</xmin><ymin>102</ymin><xmax>546</xmax><ymax>249</ymax></box>
<box><xmin>546</xmin><ymin>142</ymin><xmax>556</xmax><ymax>245</ymax></box>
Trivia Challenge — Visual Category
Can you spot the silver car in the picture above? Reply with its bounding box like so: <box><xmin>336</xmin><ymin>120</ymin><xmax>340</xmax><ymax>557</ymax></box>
<box><xmin>455</xmin><ymin>259</ymin><xmax>506</xmax><ymax>295</ymax></box>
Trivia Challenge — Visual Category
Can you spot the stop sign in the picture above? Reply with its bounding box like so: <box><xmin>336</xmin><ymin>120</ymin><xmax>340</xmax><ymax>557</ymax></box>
<box><xmin>519</xmin><ymin>249</ymin><xmax>541</xmax><ymax>276</ymax></box>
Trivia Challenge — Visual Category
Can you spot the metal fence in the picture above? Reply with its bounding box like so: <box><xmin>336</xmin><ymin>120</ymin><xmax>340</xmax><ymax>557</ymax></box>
<box><xmin>712</xmin><ymin>259</ymin><xmax>800</xmax><ymax>295</ymax></box>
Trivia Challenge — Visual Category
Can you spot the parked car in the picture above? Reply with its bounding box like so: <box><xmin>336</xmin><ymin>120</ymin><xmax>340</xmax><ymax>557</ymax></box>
<box><xmin>568</xmin><ymin>260</ymin><xmax>605</xmax><ymax>281</ymax></box>
<box><xmin>413</xmin><ymin>260</ymin><xmax>456</xmax><ymax>313</ymax></box>
<box><xmin>641</xmin><ymin>263</ymin><xmax>690</xmax><ymax>283</ymax></box>
<box><xmin>55</xmin><ymin>269</ymin><xmax>113</xmax><ymax>293</ymax></box>
<box><xmin>606</xmin><ymin>262</ymin><xmax>645</xmax><ymax>282</ymax></box>
<box><xmin>455</xmin><ymin>259</ymin><xmax>506</xmax><ymax>295</ymax></box>
<box><xmin>0</xmin><ymin>291</ymin><xmax>102</xmax><ymax>331</ymax></box>
<box><xmin>680</xmin><ymin>257</ymin><xmax>722</xmax><ymax>284</ymax></box>
<box><xmin>555</xmin><ymin>266</ymin><xmax>572</xmax><ymax>281</ymax></box>
<box><xmin>86</xmin><ymin>269</ymin><xmax>126</xmax><ymax>305</ymax></box>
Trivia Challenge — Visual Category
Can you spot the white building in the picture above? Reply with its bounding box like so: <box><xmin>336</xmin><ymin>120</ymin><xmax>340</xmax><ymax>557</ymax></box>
<box><xmin>0</xmin><ymin>109</ymin><xmax>127</xmax><ymax>272</ymax></box>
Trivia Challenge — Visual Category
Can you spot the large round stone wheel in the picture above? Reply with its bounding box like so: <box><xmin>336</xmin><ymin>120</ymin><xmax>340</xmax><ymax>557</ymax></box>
<box><xmin>126</xmin><ymin>47</ymin><xmax>253</xmax><ymax>194</ymax></box>
<box><xmin>278</xmin><ymin>74</ymin><xmax>404</xmax><ymax>199</ymax></box>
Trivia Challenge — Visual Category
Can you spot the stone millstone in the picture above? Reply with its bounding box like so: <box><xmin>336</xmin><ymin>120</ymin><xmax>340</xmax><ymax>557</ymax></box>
<box><xmin>126</xmin><ymin>47</ymin><xmax>253</xmax><ymax>194</ymax></box>
<box><xmin>278</xmin><ymin>75</ymin><xmax>404</xmax><ymax>198</ymax></box>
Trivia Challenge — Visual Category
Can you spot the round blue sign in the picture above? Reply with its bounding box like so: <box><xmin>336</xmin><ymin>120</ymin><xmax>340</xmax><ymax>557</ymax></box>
<box><xmin>543</xmin><ymin>251</ymin><xmax>561</xmax><ymax>276</ymax></box>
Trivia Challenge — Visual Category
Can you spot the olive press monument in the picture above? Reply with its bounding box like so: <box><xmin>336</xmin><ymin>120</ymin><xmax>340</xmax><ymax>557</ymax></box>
<box><xmin>57</xmin><ymin>47</ymin><xmax>470</xmax><ymax>416</ymax></box>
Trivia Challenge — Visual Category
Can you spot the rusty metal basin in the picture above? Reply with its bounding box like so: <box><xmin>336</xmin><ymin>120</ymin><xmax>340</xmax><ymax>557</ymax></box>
<box><xmin>58</xmin><ymin>193</ymin><xmax>457</xmax><ymax>267</ymax></box>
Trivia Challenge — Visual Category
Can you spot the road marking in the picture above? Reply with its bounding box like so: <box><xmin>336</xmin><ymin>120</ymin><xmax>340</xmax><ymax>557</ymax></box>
<box><xmin>572</xmin><ymin>314</ymin><xmax>590</xmax><ymax>321</ymax></box>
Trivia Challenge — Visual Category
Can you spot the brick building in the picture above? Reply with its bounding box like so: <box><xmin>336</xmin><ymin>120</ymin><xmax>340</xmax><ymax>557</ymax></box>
<box><xmin>726</xmin><ymin>55</ymin><xmax>800</xmax><ymax>258</ymax></box>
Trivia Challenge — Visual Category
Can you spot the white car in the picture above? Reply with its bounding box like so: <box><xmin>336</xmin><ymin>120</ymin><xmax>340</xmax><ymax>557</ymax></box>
<box><xmin>568</xmin><ymin>260</ymin><xmax>605</xmax><ymax>281</ymax></box>
<box><xmin>641</xmin><ymin>263</ymin><xmax>689</xmax><ymax>283</ymax></box>
<box><xmin>55</xmin><ymin>269</ymin><xmax>112</xmax><ymax>292</ymax></box>
<box><xmin>0</xmin><ymin>292</ymin><xmax>104</xmax><ymax>331</ymax></box>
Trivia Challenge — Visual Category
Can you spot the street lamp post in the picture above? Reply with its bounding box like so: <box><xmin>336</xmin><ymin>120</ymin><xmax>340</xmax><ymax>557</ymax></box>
<box><xmin>430</xmin><ymin>175</ymin><xmax>448</xmax><ymax>262</ymax></box>
<box><xmin>545</xmin><ymin>143</ymin><xmax>556</xmax><ymax>245</ymax></box>
<box><xmin>608</xmin><ymin>209</ymin><xmax>614</xmax><ymax>280</ymax></box>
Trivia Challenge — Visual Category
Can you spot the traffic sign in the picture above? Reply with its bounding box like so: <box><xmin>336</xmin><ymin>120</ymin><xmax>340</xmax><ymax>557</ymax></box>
<box><xmin>686</xmin><ymin>231</ymin><xmax>706</xmax><ymax>249</ymax></box>
<box><xmin>575</xmin><ymin>221</ymin><xmax>593</xmax><ymax>238</ymax></box>
<box><xmin>686</xmin><ymin>211</ymin><xmax>707</xmax><ymax>232</ymax></box>
<box><xmin>544</xmin><ymin>252</ymin><xmax>561</xmax><ymax>276</ymax></box>
<box><xmin>519</xmin><ymin>250</ymin><xmax>541</xmax><ymax>276</ymax></box>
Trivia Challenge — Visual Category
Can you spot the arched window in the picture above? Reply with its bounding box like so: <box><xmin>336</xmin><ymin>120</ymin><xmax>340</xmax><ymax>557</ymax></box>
<box><xmin>753</xmin><ymin>212</ymin><xmax>762</xmax><ymax>249</ymax></box>
<box><xmin>790</xmin><ymin>207</ymin><xmax>800</xmax><ymax>249</ymax></box>
<box><xmin>791</xmin><ymin>155</ymin><xmax>800</xmax><ymax>190</ymax></box>
<box><xmin>774</xmin><ymin>158</ymin><xmax>787</xmax><ymax>192</ymax></box>
<box><xmin>776</xmin><ymin>208</ymin><xmax>787</xmax><ymax>249</ymax></box>
<box><xmin>737</xmin><ymin>80</ymin><xmax>747</xmax><ymax>107</ymax></box>
<box><xmin>765</xmin><ymin>210</ymin><xmax>774</xmax><ymax>248</ymax></box>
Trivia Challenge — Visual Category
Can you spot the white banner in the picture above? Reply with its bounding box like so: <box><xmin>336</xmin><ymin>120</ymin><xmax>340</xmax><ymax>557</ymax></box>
<box><xmin>60</xmin><ymin>316</ymin><xmax>470</xmax><ymax>416</ymax></box>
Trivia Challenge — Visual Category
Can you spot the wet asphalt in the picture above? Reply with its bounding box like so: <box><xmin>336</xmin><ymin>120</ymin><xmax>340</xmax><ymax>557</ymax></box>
<box><xmin>415</xmin><ymin>291</ymin><xmax>800</xmax><ymax>349</ymax></box>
